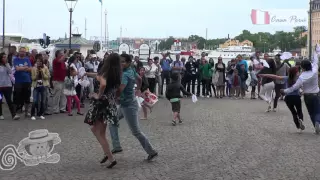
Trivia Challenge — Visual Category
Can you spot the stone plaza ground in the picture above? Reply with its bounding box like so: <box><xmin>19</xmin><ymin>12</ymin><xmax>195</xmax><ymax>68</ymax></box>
<box><xmin>1</xmin><ymin>97</ymin><xmax>320</xmax><ymax>180</ymax></box>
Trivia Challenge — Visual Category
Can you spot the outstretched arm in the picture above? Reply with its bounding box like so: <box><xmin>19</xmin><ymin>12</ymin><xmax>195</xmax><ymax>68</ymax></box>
<box><xmin>312</xmin><ymin>49</ymin><xmax>319</xmax><ymax>74</ymax></box>
<box><xmin>258</xmin><ymin>74</ymin><xmax>284</xmax><ymax>80</ymax></box>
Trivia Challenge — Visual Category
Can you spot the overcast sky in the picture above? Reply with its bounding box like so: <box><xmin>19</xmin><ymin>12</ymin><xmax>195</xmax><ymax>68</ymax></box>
<box><xmin>1</xmin><ymin>0</ymin><xmax>308</xmax><ymax>40</ymax></box>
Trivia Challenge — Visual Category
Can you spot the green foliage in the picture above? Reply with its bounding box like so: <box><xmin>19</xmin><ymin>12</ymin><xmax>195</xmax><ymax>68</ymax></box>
<box><xmin>158</xmin><ymin>26</ymin><xmax>308</xmax><ymax>51</ymax></box>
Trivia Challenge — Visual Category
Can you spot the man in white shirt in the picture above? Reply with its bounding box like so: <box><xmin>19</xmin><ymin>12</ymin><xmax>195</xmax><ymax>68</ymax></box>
<box><xmin>281</xmin><ymin>46</ymin><xmax>320</xmax><ymax>134</ymax></box>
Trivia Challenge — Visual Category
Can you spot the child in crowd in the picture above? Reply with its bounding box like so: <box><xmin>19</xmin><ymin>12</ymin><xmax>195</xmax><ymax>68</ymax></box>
<box><xmin>166</xmin><ymin>73</ymin><xmax>192</xmax><ymax>126</ymax></box>
<box><xmin>249</xmin><ymin>66</ymin><xmax>258</xmax><ymax>99</ymax></box>
<box><xmin>230</xmin><ymin>69</ymin><xmax>241</xmax><ymax>99</ymax></box>
<box><xmin>239</xmin><ymin>64</ymin><xmax>248</xmax><ymax>98</ymax></box>
<box><xmin>64</xmin><ymin>66</ymin><xmax>83</xmax><ymax>116</ymax></box>
<box><xmin>139</xmin><ymin>67</ymin><xmax>152</xmax><ymax>120</ymax></box>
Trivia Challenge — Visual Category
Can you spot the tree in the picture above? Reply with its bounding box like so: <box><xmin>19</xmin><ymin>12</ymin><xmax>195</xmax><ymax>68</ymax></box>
<box><xmin>158</xmin><ymin>26</ymin><xmax>307</xmax><ymax>51</ymax></box>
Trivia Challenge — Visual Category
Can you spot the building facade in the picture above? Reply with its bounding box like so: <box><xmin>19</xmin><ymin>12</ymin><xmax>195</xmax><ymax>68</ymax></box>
<box><xmin>309</xmin><ymin>0</ymin><xmax>320</xmax><ymax>56</ymax></box>
<box><xmin>219</xmin><ymin>39</ymin><xmax>253</xmax><ymax>48</ymax></box>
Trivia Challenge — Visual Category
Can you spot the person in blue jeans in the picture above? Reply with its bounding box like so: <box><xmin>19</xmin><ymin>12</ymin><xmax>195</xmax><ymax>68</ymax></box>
<box><xmin>109</xmin><ymin>53</ymin><xmax>158</xmax><ymax>161</ymax></box>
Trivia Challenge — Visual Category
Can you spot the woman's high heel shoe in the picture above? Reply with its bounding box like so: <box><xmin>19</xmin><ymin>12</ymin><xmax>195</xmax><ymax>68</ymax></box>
<box><xmin>107</xmin><ymin>160</ymin><xmax>117</xmax><ymax>169</ymax></box>
<box><xmin>100</xmin><ymin>155</ymin><xmax>108</xmax><ymax>164</ymax></box>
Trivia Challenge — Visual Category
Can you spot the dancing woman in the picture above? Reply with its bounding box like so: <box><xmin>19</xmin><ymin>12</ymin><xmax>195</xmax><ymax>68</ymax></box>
<box><xmin>84</xmin><ymin>53</ymin><xmax>121</xmax><ymax>168</ymax></box>
<box><xmin>257</xmin><ymin>59</ymin><xmax>277</xmax><ymax>112</ymax></box>
<box><xmin>258</xmin><ymin>66</ymin><xmax>305</xmax><ymax>131</ymax></box>
<box><xmin>281</xmin><ymin>45</ymin><xmax>320</xmax><ymax>134</ymax></box>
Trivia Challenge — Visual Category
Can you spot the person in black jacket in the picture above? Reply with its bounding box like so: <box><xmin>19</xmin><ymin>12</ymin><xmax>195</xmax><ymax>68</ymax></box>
<box><xmin>166</xmin><ymin>73</ymin><xmax>192</xmax><ymax>126</ymax></box>
<box><xmin>184</xmin><ymin>56</ymin><xmax>197</xmax><ymax>94</ymax></box>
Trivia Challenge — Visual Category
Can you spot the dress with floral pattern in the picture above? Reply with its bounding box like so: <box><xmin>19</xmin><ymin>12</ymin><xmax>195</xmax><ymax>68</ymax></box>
<box><xmin>84</xmin><ymin>78</ymin><xmax>118</xmax><ymax>126</ymax></box>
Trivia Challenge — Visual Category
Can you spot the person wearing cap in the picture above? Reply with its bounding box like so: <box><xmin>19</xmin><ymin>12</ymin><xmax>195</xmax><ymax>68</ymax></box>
<box><xmin>273</xmin><ymin>53</ymin><xmax>291</xmax><ymax>111</ymax></box>
<box><xmin>281</xmin><ymin>45</ymin><xmax>320</xmax><ymax>134</ymax></box>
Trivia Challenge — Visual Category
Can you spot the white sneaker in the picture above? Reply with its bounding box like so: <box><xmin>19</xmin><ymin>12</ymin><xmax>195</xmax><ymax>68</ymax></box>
<box><xmin>31</xmin><ymin>116</ymin><xmax>36</xmax><ymax>120</ymax></box>
<box><xmin>272</xmin><ymin>108</ymin><xmax>277</xmax><ymax>112</ymax></box>
<box><xmin>0</xmin><ymin>115</ymin><xmax>4</xmax><ymax>120</ymax></box>
<box><xmin>13</xmin><ymin>115</ymin><xmax>20</xmax><ymax>120</ymax></box>
<box><xmin>39</xmin><ymin>116</ymin><xmax>45</xmax><ymax>120</ymax></box>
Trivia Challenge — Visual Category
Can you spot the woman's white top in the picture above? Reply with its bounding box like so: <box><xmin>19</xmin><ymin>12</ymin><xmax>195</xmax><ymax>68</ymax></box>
<box><xmin>145</xmin><ymin>64</ymin><xmax>158</xmax><ymax>78</ymax></box>
<box><xmin>284</xmin><ymin>51</ymin><xmax>319</xmax><ymax>94</ymax></box>
<box><xmin>63</xmin><ymin>76</ymin><xmax>78</xmax><ymax>96</ymax></box>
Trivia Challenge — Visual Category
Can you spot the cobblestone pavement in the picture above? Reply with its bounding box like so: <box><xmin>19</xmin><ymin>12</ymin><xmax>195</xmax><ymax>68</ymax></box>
<box><xmin>1</xmin><ymin>97</ymin><xmax>320</xmax><ymax>180</ymax></box>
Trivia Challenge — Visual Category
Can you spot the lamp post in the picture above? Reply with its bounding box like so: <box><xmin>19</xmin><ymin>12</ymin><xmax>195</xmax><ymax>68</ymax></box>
<box><xmin>2</xmin><ymin>0</ymin><xmax>5</xmax><ymax>51</ymax></box>
<box><xmin>64</xmin><ymin>0</ymin><xmax>78</xmax><ymax>50</ymax></box>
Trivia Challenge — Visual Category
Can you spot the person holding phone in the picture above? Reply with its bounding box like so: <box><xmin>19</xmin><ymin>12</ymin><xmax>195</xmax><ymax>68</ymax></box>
<box><xmin>30</xmin><ymin>55</ymin><xmax>50</xmax><ymax>120</ymax></box>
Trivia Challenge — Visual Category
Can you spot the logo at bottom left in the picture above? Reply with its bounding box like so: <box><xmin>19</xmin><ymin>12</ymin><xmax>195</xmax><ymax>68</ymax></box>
<box><xmin>0</xmin><ymin>129</ymin><xmax>61</xmax><ymax>170</ymax></box>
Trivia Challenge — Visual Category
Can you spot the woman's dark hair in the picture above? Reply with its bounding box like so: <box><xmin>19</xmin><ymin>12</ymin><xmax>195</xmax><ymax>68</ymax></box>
<box><xmin>287</xmin><ymin>67</ymin><xmax>299</xmax><ymax>87</ymax></box>
<box><xmin>98</xmin><ymin>53</ymin><xmax>121</xmax><ymax>89</ymax></box>
<box><xmin>68</xmin><ymin>56</ymin><xmax>76</xmax><ymax>66</ymax></box>
<box><xmin>0</xmin><ymin>53</ymin><xmax>6</xmax><ymax>65</ymax></box>
<box><xmin>148</xmin><ymin>58</ymin><xmax>153</xmax><ymax>63</ymax></box>
<box><xmin>67</xmin><ymin>66</ymin><xmax>76</xmax><ymax>79</ymax></box>
<box><xmin>153</xmin><ymin>56</ymin><xmax>159</xmax><ymax>61</ymax></box>
<box><xmin>120</xmin><ymin>54</ymin><xmax>132</xmax><ymax>64</ymax></box>
<box><xmin>300</xmin><ymin>60</ymin><xmax>312</xmax><ymax>71</ymax></box>
<box><xmin>267</xmin><ymin>59</ymin><xmax>277</xmax><ymax>74</ymax></box>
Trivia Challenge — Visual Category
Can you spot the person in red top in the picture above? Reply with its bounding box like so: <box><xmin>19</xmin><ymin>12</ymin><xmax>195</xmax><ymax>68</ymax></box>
<box><xmin>50</xmin><ymin>49</ymin><xmax>68</xmax><ymax>114</ymax></box>
<box><xmin>29</xmin><ymin>49</ymin><xmax>38</xmax><ymax>66</ymax></box>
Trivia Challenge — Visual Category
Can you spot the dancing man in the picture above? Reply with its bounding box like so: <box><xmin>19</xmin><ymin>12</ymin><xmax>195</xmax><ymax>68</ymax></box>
<box><xmin>281</xmin><ymin>45</ymin><xmax>320</xmax><ymax>134</ymax></box>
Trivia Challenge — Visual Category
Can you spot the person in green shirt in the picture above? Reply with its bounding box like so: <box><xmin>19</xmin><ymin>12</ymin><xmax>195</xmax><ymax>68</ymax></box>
<box><xmin>199</xmin><ymin>58</ymin><xmax>212</xmax><ymax>98</ymax></box>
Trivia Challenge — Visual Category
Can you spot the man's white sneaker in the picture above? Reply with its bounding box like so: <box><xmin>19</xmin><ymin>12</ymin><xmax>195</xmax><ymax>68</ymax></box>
<box><xmin>31</xmin><ymin>116</ymin><xmax>36</xmax><ymax>120</ymax></box>
<box><xmin>39</xmin><ymin>116</ymin><xmax>45</xmax><ymax>120</ymax></box>
<box><xmin>0</xmin><ymin>115</ymin><xmax>4</xmax><ymax>120</ymax></box>
<box><xmin>272</xmin><ymin>108</ymin><xmax>277</xmax><ymax>112</ymax></box>
<box><xmin>13</xmin><ymin>115</ymin><xmax>20</xmax><ymax>120</ymax></box>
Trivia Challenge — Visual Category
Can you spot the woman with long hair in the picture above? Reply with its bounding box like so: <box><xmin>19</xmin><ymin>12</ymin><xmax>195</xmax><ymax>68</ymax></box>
<box><xmin>84</xmin><ymin>53</ymin><xmax>121</xmax><ymax>168</ymax></box>
<box><xmin>281</xmin><ymin>46</ymin><xmax>320</xmax><ymax>134</ymax></box>
<box><xmin>259</xmin><ymin>66</ymin><xmax>305</xmax><ymax>131</ymax></box>
<box><xmin>257</xmin><ymin>59</ymin><xmax>277</xmax><ymax>112</ymax></box>
<box><xmin>0</xmin><ymin>53</ymin><xmax>20</xmax><ymax>120</ymax></box>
